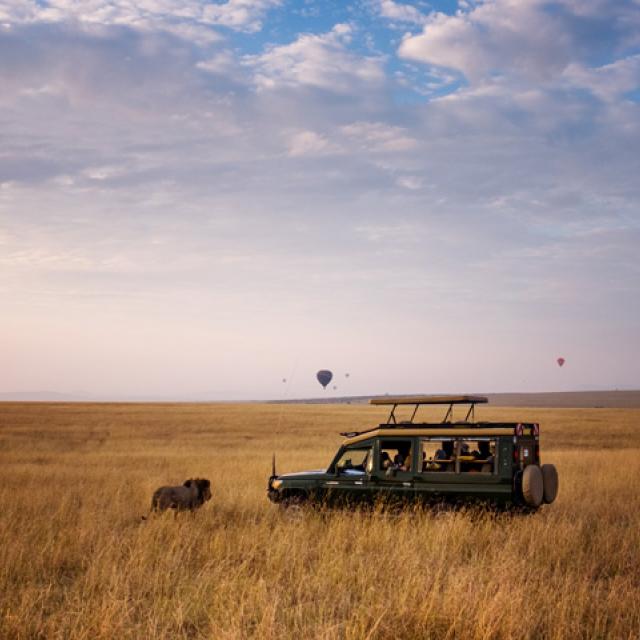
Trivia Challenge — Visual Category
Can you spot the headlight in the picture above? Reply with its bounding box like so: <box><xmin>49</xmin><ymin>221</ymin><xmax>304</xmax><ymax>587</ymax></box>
<box><xmin>271</xmin><ymin>479</ymin><xmax>283</xmax><ymax>489</ymax></box>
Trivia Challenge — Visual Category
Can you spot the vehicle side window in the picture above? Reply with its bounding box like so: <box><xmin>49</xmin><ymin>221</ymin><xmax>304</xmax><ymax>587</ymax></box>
<box><xmin>335</xmin><ymin>447</ymin><xmax>371</xmax><ymax>474</ymax></box>
<box><xmin>421</xmin><ymin>439</ymin><xmax>455</xmax><ymax>472</ymax></box>
<box><xmin>420</xmin><ymin>438</ymin><xmax>496</xmax><ymax>474</ymax></box>
<box><xmin>457</xmin><ymin>439</ymin><xmax>496</xmax><ymax>474</ymax></box>
<box><xmin>379</xmin><ymin>440</ymin><xmax>412</xmax><ymax>472</ymax></box>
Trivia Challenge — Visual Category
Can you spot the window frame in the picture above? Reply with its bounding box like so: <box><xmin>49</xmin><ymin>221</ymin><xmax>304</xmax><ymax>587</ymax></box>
<box><xmin>419</xmin><ymin>436</ymin><xmax>498</xmax><ymax>476</ymax></box>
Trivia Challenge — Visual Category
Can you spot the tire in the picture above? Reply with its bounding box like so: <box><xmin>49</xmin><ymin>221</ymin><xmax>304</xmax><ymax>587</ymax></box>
<box><xmin>541</xmin><ymin>464</ymin><xmax>559</xmax><ymax>504</ymax></box>
<box><xmin>522</xmin><ymin>465</ymin><xmax>543</xmax><ymax>508</ymax></box>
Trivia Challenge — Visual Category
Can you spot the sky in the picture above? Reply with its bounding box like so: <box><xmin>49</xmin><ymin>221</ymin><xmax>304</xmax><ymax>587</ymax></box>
<box><xmin>1</xmin><ymin>0</ymin><xmax>639</xmax><ymax>400</ymax></box>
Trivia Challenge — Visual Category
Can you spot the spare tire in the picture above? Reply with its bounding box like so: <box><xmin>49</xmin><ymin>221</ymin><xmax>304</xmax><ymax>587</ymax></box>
<box><xmin>522</xmin><ymin>465</ymin><xmax>543</xmax><ymax>508</ymax></box>
<box><xmin>541</xmin><ymin>464</ymin><xmax>559</xmax><ymax>504</ymax></box>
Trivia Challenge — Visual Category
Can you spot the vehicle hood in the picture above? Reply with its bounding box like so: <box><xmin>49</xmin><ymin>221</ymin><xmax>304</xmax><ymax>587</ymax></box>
<box><xmin>279</xmin><ymin>469</ymin><xmax>327</xmax><ymax>480</ymax></box>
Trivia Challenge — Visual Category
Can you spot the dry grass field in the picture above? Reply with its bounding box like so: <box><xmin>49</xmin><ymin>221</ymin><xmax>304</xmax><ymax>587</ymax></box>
<box><xmin>1</xmin><ymin>402</ymin><xmax>639</xmax><ymax>639</ymax></box>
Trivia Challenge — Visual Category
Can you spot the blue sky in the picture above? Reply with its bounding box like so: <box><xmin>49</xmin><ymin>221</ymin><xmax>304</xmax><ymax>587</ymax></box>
<box><xmin>1</xmin><ymin>0</ymin><xmax>639</xmax><ymax>399</ymax></box>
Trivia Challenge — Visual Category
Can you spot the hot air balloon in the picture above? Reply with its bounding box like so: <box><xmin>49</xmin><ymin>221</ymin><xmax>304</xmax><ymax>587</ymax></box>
<box><xmin>345</xmin><ymin>373</ymin><xmax>350</xmax><ymax>378</ymax></box>
<box><xmin>282</xmin><ymin>378</ymin><xmax>287</xmax><ymax>383</ymax></box>
<box><xmin>316</xmin><ymin>370</ymin><xmax>333</xmax><ymax>389</ymax></box>
<box><xmin>557</xmin><ymin>357</ymin><xmax>565</xmax><ymax>367</ymax></box>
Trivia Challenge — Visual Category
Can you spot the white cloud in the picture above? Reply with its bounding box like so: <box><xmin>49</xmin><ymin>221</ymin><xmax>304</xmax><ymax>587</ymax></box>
<box><xmin>341</xmin><ymin>121</ymin><xmax>417</xmax><ymax>152</ymax></box>
<box><xmin>397</xmin><ymin>0</ymin><xmax>640</xmax><ymax>111</ymax></box>
<box><xmin>202</xmin><ymin>0</ymin><xmax>281</xmax><ymax>33</ymax></box>
<box><xmin>196</xmin><ymin>49</ymin><xmax>237</xmax><ymax>74</ymax></box>
<box><xmin>377</xmin><ymin>0</ymin><xmax>427</xmax><ymax>25</ymax></box>
<box><xmin>562</xmin><ymin>55</ymin><xmax>640</xmax><ymax>102</ymax></box>
<box><xmin>399</xmin><ymin>1</ymin><xmax>572</xmax><ymax>83</ymax></box>
<box><xmin>0</xmin><ymin>0</ymin><xmax>281</xmax><ymax>42</ymax></box>
<box><xmin>287</xmin><ymin>130</ymin><xmax>337</xmax><ymax>157</ymax></box>
<box><xmin>246</xmin><ymin>24</ymin><xmax>386</xmax><ymax>92</ymax></box>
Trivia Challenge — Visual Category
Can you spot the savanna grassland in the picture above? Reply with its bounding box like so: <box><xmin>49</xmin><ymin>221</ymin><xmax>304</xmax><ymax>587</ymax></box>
<box><xmin>1</xmin><ymin>402</ymin><xmax>639</xmax><ymax>640</ymax></box>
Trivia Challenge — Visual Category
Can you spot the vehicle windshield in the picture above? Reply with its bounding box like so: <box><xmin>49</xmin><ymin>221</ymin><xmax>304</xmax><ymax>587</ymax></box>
<box><xmin>334</xmin><ymin>447</ymin><xmax>371</xmax><ymax>474</ymax></box>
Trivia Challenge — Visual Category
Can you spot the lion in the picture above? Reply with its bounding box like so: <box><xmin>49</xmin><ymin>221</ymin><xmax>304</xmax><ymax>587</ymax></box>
<box><xmin>143</xmin><ymin>478</ymin><xmax>212</xmax><ymax>518</ymax></box>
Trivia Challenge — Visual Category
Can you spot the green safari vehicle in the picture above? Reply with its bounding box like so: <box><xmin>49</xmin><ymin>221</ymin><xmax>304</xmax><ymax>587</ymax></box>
<box><xmin>267</xmin><ymin>395</ymin><xmax>558</xmax><ymax>510</ymax></box>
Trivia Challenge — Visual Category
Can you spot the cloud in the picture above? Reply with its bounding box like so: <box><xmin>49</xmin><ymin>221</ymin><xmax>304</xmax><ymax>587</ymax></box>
<box><xmin>0</xmin><ymin>0</ymin><xmax>282</xmax><ymax>43</ymax></box>
<box><xmin>341</xmin><ymin>121</ymin><xmax>418</xmax><ymax>152</ymax></box>
<box><xmin>202</xmin><ymin>0</ymin><xmax>282</xmax><ymax>33</ymax></box>
<box><xmin>284</xmin><ymin>121</ymin><xmax>417</xmax><ymax>158</ymax></box>
<box><xmin>398</xmin><ymin>0</ymin><xmax>640</xmax><ymax>88</ymax></box>
<box><xmin>399</xmin><ymin>1</ymin><xmax>572</xmax><ymax>83</ymax></box>
<box><xmin>286</xmin><ymin>130</ymin><xmax>337</xmax><ymax>157</ymax></box>
<box><xmin>562</xmin><ymin>54</ymin><xmax>640</xmax><ymax>102</ymax></box>
<box><xmin>377</xmin><ymin>0</ymin><xmax>427</xmax><ymax>25</ymax></box>
<box><xmin>246</xmin><ymin>23</ymin><xmax>386</xmax><ymax>92</ymax></box>
<box><xmin>196</xmin><ymin>49</ymin><xmax>237</xmax><ymax>74</ymax></box>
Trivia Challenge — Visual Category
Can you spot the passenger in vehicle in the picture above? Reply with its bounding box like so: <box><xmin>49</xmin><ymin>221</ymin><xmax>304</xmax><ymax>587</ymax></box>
<box><xmin>477</xmin><ymin>441</ymin><xmax>491</xmax><ymax>459</ymax></box>
<box><xmin>431</xmin><ymin>441</ymin><xmax>454</xmax><ymax>471</ymax></box>
<box><xmin>477</xmin><ymin>441</ymin><xmax>494</xmax><ymax>472</ymax></box>
<box><xmin>391</xmin><ymin>450</ymin><xmax>410</xmax><ymax>471</ymax></box>
<box><xmin>380</xmin><ymin>451</ymin><xmax>392</xmax><ymax>470</ymax></box>
<box><xmin>460</xmin><ymin>442</ymin><xmax>474</xmax><ymax>472</ymax></box>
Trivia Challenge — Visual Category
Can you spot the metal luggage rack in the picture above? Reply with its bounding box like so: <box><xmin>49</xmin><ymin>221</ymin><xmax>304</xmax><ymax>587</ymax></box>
<box><xmin>371</xmin><ymin>394</ymin><xmax>489</xmax><ymax>425</ymax></box>
<box><xmin>339</xmin><ymin>395</ymin><xmax>490</xmax><ymax>437</ymax></box>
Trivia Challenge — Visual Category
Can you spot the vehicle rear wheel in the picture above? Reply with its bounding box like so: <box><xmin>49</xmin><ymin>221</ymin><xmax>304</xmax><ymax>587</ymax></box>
<box><xmin>522</xmin><ymin>465</ymin><xmax>543</xmax><ymax>508</ymax></box>
<box><xmin>541</xmin><ymin>464</ymin><xmax>558</xmax><ymax>504</ymax></box>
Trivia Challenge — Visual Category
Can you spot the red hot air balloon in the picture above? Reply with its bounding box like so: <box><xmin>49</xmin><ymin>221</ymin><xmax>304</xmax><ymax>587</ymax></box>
<box><xmin>557</xmin><ymin>357</ymin><xmax>565</xmax><ymax>367</ymax></box>
<box><xmin>316</xmin><ymin>370</ymin><xmax>333</xmax><ymax>389</ymax></box>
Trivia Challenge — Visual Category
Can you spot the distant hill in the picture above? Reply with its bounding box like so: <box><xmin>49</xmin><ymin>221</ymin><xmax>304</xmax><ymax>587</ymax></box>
<box><xmin>275</xmin><ymin>390</ymin><xmax>640</xmax><ymax>409</ymax></box>
<box><xmin>485</xmin><ymin>390</ymin><xmax>640</xmax><ymax>408</ymax></box>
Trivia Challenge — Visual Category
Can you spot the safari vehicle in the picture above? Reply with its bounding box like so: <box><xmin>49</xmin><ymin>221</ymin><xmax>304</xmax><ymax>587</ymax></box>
<box><xmin>267</xmin><ymin>395</ymin><xmax>558</xmax><ymax>510</ymax></box>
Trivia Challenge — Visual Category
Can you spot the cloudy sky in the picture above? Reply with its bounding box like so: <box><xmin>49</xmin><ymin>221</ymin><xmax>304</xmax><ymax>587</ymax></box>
<box><xmin>1</xmin><ymin>0</ymin><xmax>639</xmax><ymax>400</ymax></box>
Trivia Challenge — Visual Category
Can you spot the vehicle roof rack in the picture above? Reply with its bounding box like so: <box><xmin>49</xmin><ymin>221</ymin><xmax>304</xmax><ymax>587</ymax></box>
<box><xmin>370</xmin><ymin>394</ymin><xmax>488</xmax><ymax>424</ymax></box>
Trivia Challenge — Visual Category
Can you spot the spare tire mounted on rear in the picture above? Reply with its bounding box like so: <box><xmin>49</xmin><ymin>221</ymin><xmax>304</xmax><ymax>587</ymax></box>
<box><xmin>522</xmin><ymin>464</ymin><xmax>544</xmax><ymax>508</ymax></box>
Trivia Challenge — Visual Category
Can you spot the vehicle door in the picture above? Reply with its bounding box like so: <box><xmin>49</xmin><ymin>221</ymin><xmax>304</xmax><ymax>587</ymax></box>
<box><xmin>370</xmin><ymin>438</ymin><xmax>416</xmax><ymax>501</ymax></box>
<box><xmin>322</xmin><ymin>442</ymin><xmax>373</xmax><ymax>505</ymax></box>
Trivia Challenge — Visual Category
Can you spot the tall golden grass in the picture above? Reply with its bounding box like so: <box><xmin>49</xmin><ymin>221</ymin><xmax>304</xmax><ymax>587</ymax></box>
<box><xmin>1</xmin><ymin>402</ymin><xmax>639</xmax><ymax>639</ymax></box>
